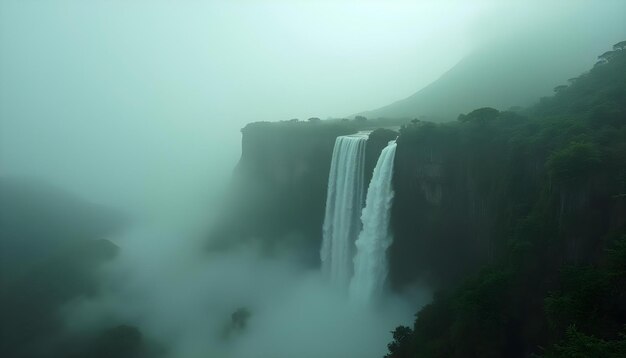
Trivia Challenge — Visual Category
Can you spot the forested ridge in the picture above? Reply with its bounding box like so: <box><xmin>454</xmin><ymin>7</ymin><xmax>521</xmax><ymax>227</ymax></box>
<box><xmin>0</xmin><ymin>179</ymin><xmax>160</xmax><ymax>358</ymax></box>
<box><xmin>385</xmin><ymin>42</ymin><xmax>626</xmax><ymax>358</ymax></box>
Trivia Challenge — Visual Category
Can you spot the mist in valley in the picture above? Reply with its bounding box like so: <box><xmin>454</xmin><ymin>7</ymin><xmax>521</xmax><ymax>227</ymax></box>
<box><xmin>2</xmin><ymin>1</ymin><xmax>626</xmax><ymax>357</ymax></box>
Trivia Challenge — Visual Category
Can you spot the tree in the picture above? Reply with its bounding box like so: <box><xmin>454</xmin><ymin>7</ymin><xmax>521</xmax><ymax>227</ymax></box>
<box><xmin>458</xmin><ymin>107</ymin><xmax>500</xmax><ymax>123</ymax></box>
<box><xmin>231</xmin><ymin>307</ymin><xmax>251</xmax><ymax>330</ymax></box>
<box><xmin>613</xmin><ymin>40</ymin><xmax>626</xmax><ymax>51</ymax></box>
<box><xmin>307</xmin><ymin>117</ymin><xmax>321</xmax><ymax>122</ymax></box>
<box><xmin>542</xmin><ymin>326</ymin><xmax>626</xmax><ymax>358</ymax></box>
<box><xmin>554</xmin><ymin>85</ymin><xmax>568</xmax><ymax>93</ymax></box>
<box><xmin>547</xmin><ymin>141</ymin><xmax>601</xmax><ymax>185</ymax></box>
<box><xmin>355</xmin><ymin>115</ymin><xmax>368</xmax><ymax>122</ymax></box>
<box><xmin>385</xmin><ymin>326</ymin><xmax>413</xmax><ymax>358</ymax></box>
<box><xmin>598</xmin><ymin>51</ymin><xmax>616</xmax><ymax>63</ymax></box>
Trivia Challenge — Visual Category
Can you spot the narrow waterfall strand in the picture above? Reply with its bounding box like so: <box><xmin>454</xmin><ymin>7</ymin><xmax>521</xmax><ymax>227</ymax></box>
<box><xmin>350</xmin><ymin>141</ymin><xmax>397</xmax><ymax>305</ymax></box>
<box><xmin>320</xmin><ymin>135</ymin><xmax>368</xmax><ymax>288</ymax></box>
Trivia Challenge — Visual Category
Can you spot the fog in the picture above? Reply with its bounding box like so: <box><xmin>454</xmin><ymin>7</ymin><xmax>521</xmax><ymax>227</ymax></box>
<box><xmin>62</xmin><ymin>222</ymin><xmax>424</xmax><ymax>357</ymax></box>
<box><xmin>1</xmin><ymin>1</ymin><xmax>625</xmax><ymax>212</ymax></box>
<box><xmin>1</xmin><ymin>1</ymin><xmax>625</xmax><ymax>357</ymax></box>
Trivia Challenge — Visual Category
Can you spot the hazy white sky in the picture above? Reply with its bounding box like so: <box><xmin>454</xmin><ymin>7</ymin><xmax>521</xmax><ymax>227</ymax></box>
<box><xmin>0</xmin><ymin>1</ymin><xmax>482</xmax><ymax>121</ymax></box>
<box><xmin>1</xmin><ymin>0</ymin><xmax>624</xmax><ymax>212</ymax></box>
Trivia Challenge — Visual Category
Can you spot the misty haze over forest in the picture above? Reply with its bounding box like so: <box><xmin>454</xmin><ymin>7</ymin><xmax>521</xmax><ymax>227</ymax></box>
<box><xmin>1</xmin><ymin>1</ymin><xmax>626</xmax><ymax>358</ymax></box>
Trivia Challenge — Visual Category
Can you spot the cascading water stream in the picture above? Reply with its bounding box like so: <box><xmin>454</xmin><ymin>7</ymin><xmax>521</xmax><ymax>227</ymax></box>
<box><xmin>320</xmin><ymin>134</ymin><xmax>368</xmax><ymax>288</ymax></box>
<box><xmin>349</xmin><ymin>140</ymin><xmax>397</xmax><ymax>305</ymax></box>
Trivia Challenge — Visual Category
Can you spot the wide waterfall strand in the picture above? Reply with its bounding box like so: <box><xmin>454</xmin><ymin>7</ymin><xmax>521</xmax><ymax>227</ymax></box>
<box><xmin>320</xmin><ymin>135</ymin><xmax>368</xmax><ymax>288</ymax></box>
<box><xmin>349</xmin><ymin>141</ymin><xmax>397</xmax><ymax>305</ymax></box>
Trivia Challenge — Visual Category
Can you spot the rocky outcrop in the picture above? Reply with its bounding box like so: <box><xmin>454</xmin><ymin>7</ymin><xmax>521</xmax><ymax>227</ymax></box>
<box><xmin>217</xmin><ymin>88</ymin><xmax>625</xmax><ymax>292</ymax></box>
<box><xmin>210</xmin><ymin>121</ymin><xmax>356</xmax><ymax>264</ymax></box>
<box><xmin>210</xmin><ymin>122</ymin><xmax>399</xmax><ymax>266</ymax></box>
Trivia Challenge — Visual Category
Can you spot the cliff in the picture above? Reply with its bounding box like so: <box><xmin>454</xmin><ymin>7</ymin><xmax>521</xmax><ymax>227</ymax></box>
<box><xmin>213</xmin><ymin>43</ymin><xmax>626</xmax><ymax>357</ymax></box>
<box><xmin>209</xmin><ymin>121</ymin><xmax>397</xmax><ymax>265</ymax></box>
<box><xmin>385</xmin><ymin>45</ymin><xmax>626</xmax><ymax>358</ymax></box>
<box><xmin>214</xmin><ymin>48</ymin><xmax>625</xmax><ymax>292</ymax></box>
<box><xmin>390</xmin><ymin>108</ymin><xmax>625</xmax><ymax>290</ymax></box>
<box><xmin>210</xmin><ymin>121</ymin><xmax>350</xmax><ymax>264</ymax></box>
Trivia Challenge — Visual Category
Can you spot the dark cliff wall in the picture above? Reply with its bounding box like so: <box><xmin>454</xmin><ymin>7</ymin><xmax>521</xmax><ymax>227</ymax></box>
<box><xmin>365</xmin><ymin>129</ymin><xmax>399</xmax><ymax>185</ymax></box>
<box><xmin>217</xmin><ymin>108</ymin><xmax>623</xmax><ymax>293</ymax></box>
<box><xmin>390</xmin><ymin>117</ymin><xmax>546</xmax><ymax>289</ymax></box>
<box><xmin>211</xmin><ymin>121</ymin><xmax>355</xmax><ymax>264</ymax></box>
<box><xmin>385</xmin><ymin>46</ymin><xmax>626</xmax><ymax>358</ymax></box>
<box><xmin>215</xmin><ymin>49</ymin><xmax>626</xmax><ymax>295</ymax></box>
<box><xmin>390</xmin><ymin>116</ymin><xmax>624</xmax><ymax>290</ymax></box>
<box><xmin>388</xmin><ymin>50</ymin><xmax>626</xmax><ymax>292</ymax></box>
<box><xmin>210</xmin><ymin>122</ymin><xmax>397</xmax><ymax>266</ymax></box>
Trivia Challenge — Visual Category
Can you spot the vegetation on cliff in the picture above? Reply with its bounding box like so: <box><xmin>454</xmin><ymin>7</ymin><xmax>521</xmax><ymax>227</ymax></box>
<box><xmin>385</xmin><ymin>42</ymin><xmax>626</xmax><ymax>358</ymax></box>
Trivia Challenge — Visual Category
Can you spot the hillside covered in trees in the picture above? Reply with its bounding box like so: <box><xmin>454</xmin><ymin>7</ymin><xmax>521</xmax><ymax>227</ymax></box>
<box><xmin>359</xmin><ymin>36</ymin><xmax>605</xmax><ymax>121</ymax></box>
<box><xmin>385</xmin><ymin>41</ymin><xmax>626</xmax><ymax>358</ymax></box>
<box><xmin>0</xmin><ymin>179</ymin><xmax>161</xmax><ymax>358</ymax></box>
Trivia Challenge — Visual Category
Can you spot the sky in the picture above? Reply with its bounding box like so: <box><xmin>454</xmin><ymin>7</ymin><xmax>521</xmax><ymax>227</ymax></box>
<box><xmin>1</xmin><ymin>0</ymin><xmax>625</xmax><ymax>213</ymax></box>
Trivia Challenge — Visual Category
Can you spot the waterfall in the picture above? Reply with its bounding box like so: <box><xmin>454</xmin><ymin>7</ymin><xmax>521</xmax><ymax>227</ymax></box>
<box><xmin>349</xmin><ymin>141</ymin><xmax>397</xmax><ymax>305</ymax></box>
<box><xmin>320</xmin><ymin>134</ymin><xmax>368</xmax><ymax>288</ymax></box>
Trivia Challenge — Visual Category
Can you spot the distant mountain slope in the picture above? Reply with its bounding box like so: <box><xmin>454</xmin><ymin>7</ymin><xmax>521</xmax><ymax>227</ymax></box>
<box><xmin>361</xmin><ymin>40</ymin><xmax>601</xmax><ymax>121</ymax></box>
<box><xmin>0</xmin><ymin>177</ymin><xmax>127</xmax><ymax>282</ymax></box>
<box><xmin>0</xmin><ymin>178</ymin><xmax>128</xmax><ymax>357</ymax></box>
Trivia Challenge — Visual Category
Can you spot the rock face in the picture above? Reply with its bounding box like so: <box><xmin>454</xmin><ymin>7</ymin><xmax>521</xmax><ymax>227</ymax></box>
<box><xmin>211</xmin><ymin>121</ymin><xmax>355</xmax><ymax>264</ymax></box>
<box><xmin>218</xmin><ymin>113</ymin><xmax>624</xmax><ymax>293</ymax></box>
<box><xmin>218</xmin><ymin>48</ymin><xmax>626</xmax><ymax>289</ymax></box>
<box><xmin>391</xmin><ymin>123</ymin><xmax>507</xmax><ymax>289</ymax></box>
<box><xmin>211</xmin><ymin>122</ymin><xmax>398</xmax><ymax>266</ymax></box>
<box><xmin>216</xmin><ymin>119</ymin><xmax>555</xmax><ymax>287</ymax></box>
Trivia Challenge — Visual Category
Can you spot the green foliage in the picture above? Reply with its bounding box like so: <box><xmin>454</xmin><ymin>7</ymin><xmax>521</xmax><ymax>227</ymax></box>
<box><xmin>598</xmin><ymin>51</ymin><xmax>617</xmax><ymax>62</ymax></box>
<box><xmin>546</xmin><ymin>141</ymin><xmax>602</xmax><ymax>185</ymax></box>
<box><xmin>544</xmin><ymin>265</ymin><xmax>612</xmax><ymax>331</ymax></box>
<box><xmin>457</xmin><ymin>107</ymin><xmax>500</xmax><ymax>123</ymax></box>
<box><xmin>545</xmin><ymin>236</ymin><xmax>626</xmax><ymax>335</ymax></box>
<box><xmin>606</xmin><ymin>236</ymin><xmax>626</xmax><ymax>272</ymax></box>
<box><xmin>386</xmin><ymin>44</ymin><xmax>626</xmax><ymax>358</ymax></box>
<box><xmin>553</xmin><ymin>85</ymin><xmax>568</xmax><ymax>93</ymax></box>
<box><xmin>385</xmin><ymin>326</ymin><xmax>413</xmax><ymax>358</ymax></box>
<box><xmin>542</xmin><ymin>326</ymin><xmax>626</xmax><ymax>358</ymax></box>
